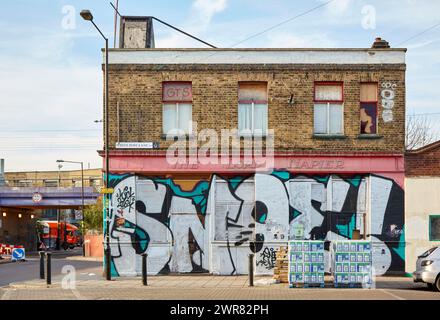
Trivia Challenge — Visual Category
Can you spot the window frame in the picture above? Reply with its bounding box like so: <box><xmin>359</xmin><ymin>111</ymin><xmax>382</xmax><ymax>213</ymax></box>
<box><xmin>313</xmin><ymin>81</ymin><xmax>344</xmax><ymax>104</ymax></box>
<box><xmin>238</xmin><ymin>82</ymin><xmax>268</xmax><ymax>137</ymax></box>
<box><xmin>313</xmin><ymin>82</ymin><xmax>344</xmax><ymax>135</ymax></box>
<box><xmin>429</xmin><ymin>215</ymin><xmax>440</xmax><ymax>241</ymax></box>
<box><xmin>359</xmin><ymin>82</ymin><xmax>379</xmax><ymax>135</ymax></box>
<box><xmin>162</xmin><ymin>81</ymin><xmax>193</xmax><ymax>136</ymax></box>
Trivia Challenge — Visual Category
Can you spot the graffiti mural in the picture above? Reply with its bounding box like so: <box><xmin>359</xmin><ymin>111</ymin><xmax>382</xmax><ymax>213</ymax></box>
<box><xmin>106</xmin><ymin>171</ymin><xmax>404</xmax><ymax>276</ymax></box>
<box><xmin>381</xmin><ymin>82</ymin><xmax>396</xmax><ymax>123</ymax></box>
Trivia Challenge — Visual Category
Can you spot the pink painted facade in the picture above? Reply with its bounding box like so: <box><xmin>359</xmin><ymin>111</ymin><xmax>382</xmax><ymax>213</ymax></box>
<box><xmin>102</xmin><ymin>151</ymin><xmax>404</xmax><ymax>187</ymax></box>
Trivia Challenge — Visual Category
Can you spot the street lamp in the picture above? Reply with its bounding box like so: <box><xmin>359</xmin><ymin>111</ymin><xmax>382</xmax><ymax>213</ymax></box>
<box><xmin>80</xmin><ymin>9</ymin><xmax>111</xmax><ymax>281</ymax></box>
<box><xmin>56</xmin><ymin>160</ymin><xmax>85</xmax><ymax>257</ymax></box>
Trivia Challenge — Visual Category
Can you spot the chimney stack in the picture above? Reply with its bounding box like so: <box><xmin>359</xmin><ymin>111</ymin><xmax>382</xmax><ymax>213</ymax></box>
<box><xmin>371</xmin><ymin>37</ymin><xmax>390</xmax><ymax>49</ymax></box>
<box><xmin>119</xmin><ymin>16</ymin><xmax>155</xmax><ymax>49</ymax></box>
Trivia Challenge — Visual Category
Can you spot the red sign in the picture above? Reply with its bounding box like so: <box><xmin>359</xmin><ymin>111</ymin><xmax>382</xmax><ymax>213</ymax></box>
<box><xmin>163</xmin><ymin>82</ymin><xmax>192</xmax><ymax>102</ymax></box>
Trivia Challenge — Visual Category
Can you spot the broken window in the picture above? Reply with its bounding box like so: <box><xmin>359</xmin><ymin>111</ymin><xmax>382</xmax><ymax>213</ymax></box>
<box><xmin>360</xmin><ymin>83</ymin><xmax>378</xmax><ymax>134</ymax></box>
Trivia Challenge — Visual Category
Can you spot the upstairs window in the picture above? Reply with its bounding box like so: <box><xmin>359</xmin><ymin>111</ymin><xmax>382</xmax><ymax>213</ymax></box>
<box><xmin>162</xmin><ymin>82</ymin><xmax>192</xmax><ymax>135</ymax></box>
<box><xmin>313</xmin><ymin>82</ymin><xmax>344</xmax><ymax>135</ymax></box>
<box><xmin>238</xmin><ymin>82</ymin><xmax>268</xmax><ymax>136</ymax></box>
<box><xmin>360</xmin><ymin>83</ymin><xmax>378</xmax><ymax>134</ymax></box>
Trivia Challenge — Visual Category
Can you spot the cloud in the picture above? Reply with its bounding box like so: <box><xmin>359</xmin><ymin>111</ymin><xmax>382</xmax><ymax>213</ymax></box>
<box><xmin>192</xmin><ymin>0</ymin><xmax>228</xmax><ymax>26</ymax></box>
<box><xmin>0</xmin><ymin>24</ymin><xmax>103</xmax><ymax>171</ymax></box>
<box><xmin>267</xmin><ymin>32</ymin><xmax>337</xmax><ymax>48</ymax></box>
<box><xmin>322</xmin><ymin>0</ymin><xmax>352</xmax><ymax>16</ymax></box>
<box><xmin>155</xmin><ymin>0</ymin><xmax>227</xmax><ymax>48</ymax></box>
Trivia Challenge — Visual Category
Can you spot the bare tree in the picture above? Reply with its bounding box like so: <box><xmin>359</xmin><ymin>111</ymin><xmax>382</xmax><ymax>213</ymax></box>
<box><xmin>406</xmin><ymin>115</ymin><xmax>439</xmax><ymax>150</ymax></box>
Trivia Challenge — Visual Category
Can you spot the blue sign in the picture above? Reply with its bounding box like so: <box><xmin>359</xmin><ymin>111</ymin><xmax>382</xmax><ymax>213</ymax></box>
<box><xmin>11</xmin><ymin>248</ymin><xmax>25</xmax><ymax>261</ymax></box>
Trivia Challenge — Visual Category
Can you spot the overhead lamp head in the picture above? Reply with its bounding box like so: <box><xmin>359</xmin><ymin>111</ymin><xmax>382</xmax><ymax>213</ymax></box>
<box><xmin>80</xmin><ymin>10</ymin><xmax>94</xmax><ymax>21</ymax></box>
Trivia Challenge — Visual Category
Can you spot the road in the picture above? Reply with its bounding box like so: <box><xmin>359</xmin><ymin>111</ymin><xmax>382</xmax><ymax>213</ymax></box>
<box><xmin>0</xmin><ymin>253</ymin><xmax>102</xmax><ymax>287</ymax></box>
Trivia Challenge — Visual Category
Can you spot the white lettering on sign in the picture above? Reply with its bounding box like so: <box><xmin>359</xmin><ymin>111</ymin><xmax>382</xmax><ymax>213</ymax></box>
<box><xmin>116</xmin><ymin>142</ymin><xmax>158</xmax><ymax>149</ymax></box>
<box><xmin>163</xmin><ymin>82</ymin><xmax>192</xmax><ymax>102</ymax></box>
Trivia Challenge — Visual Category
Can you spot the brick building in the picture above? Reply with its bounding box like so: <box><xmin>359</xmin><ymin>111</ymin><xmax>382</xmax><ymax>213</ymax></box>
<box><xmin>5</xmin><ymin>168</ymin><xmax>102</xmax><ymax>189</ymax></box>
<box><xmin>405</xmin><ymin>140</ymin><xmax>440</xmax><ymax>273</ymax></box>
<box><xmin>0</xmin><ymin>163</ymin><xmax>100</xmax><ymax>251</ymax></box>
<box><xmin>102</xmin><ymin>26</ymin><xmax>406</xmax><ymax>276</ymax></box>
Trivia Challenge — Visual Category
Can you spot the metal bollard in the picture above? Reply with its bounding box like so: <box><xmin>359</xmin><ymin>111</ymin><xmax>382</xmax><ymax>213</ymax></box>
<box><xmin>248</xmin><ymin>253</ymin><xmax>254</xmax><ymax>287</ymax></box>
<box><xmin>39</xmin><ymin>251</ymin><xmax>45</xmax><ymax>279</ymax></box>
<box><xmin>46</xmin><ymin>252</ymin><xmax>52</xmax><ymax>285</ymax></box>
<box><xmin>142</xmin><ymin>253</ymin><xmax>148</xmax><ymax>286</ymax></box>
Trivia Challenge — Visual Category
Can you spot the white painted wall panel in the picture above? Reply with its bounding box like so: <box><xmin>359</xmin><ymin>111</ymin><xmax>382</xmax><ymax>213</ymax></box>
<box><xmin>108</xmin><ymin>49</ymin><xmax>405</xmax><ymax>65</ymax></box>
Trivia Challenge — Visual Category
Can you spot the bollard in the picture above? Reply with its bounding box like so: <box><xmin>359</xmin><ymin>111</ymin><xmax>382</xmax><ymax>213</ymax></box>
<box><xmin>39</xmin><ymin>251</ymin><xmax>45</xmax><ymax>279</ymax></box>
<box><xmin>46</xmin><ymin>252</ymin><xmax>52</xmax><ymax>285</ymax></box>
<box><xmin>142</xmin><ymin>253</ymin><xmax>148</xmax><ymax>286</ymax></box>
<box><xmin>248</xmin><ymin>253</ymin><xmax>254</xmax><ymax>287</ymax></box>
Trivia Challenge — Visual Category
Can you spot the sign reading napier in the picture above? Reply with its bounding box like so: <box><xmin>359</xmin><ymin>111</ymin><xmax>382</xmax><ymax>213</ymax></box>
<box><xmin>289</xmin><ymin>159</ymin><xmax>344</xmax><ymax>170</ymax></box>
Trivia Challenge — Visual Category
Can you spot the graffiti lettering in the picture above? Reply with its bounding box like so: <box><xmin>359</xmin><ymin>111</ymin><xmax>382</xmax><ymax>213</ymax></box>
<box><xmin>115</xmin><ymin>186</ymin><xmax>135</xmax><ymax>213</ymax></box>
<box><xmin>107</xmin><ymin>171</ymin><xmax>404</xmax><ymax>277</ymax></box>
<box><xmin>256</xmin><ymin>247</ymin><xmax>277</xmax><ymax>270</ymax></box>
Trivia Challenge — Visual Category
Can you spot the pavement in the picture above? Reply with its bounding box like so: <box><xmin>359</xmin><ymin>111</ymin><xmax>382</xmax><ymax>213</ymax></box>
<box><xmin>1</xmin><ymin>271</ymin><xmax>440</xmax><ymax>300</ymax></box>
<box><xmin>1</xmin><ymin>250</ymin><xmax>440</xmax><ymax>300</ymax></box>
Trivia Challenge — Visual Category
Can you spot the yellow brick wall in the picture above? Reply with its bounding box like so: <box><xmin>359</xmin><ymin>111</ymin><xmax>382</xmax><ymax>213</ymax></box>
<box><xmin>107</xmin><ymin>65</ymin><xmax>405</xmax><ymax>153</ymax></box>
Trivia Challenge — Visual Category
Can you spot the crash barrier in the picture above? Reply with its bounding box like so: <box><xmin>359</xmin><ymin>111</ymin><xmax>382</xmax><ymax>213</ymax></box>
<box><xmin>0</xmin><ymin>243</ymin><xmax>24</xmax><ymax>255</ymax></box>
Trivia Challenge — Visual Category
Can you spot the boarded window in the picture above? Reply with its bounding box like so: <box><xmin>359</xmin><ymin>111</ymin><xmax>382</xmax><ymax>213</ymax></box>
<box><xmin>360</xmin><ymin>83</ymin><xmax>378</xmax><ymax>102</ymax></box>
<box><xmin>360</xmin><ymin>83</ymin><xmax>378</xmax><ymax>134</ymax></box>
<box><xmin>238</xmin><ymin>82</ymin><xmax>268</xmax><ymax>103</ymax></box>
<box><xmin>238</xmin><ymin>82</ymin><xmax>268</xmax><ymax>135</ymax></box>
<box><xmin>314</xmin><ymin>83</ymin><xmax>343</xmax><ymax>102</ymax></box>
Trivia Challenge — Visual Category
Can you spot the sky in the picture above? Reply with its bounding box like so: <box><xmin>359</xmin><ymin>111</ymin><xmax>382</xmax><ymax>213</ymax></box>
<box><xmin>0</xmin><ymin>0</ymin><xmax>439</xmax><ymax>172</ymax></box>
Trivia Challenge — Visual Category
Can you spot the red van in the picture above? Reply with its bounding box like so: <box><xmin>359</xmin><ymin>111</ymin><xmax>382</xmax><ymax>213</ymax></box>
<box><xmin>37</xmin><ymin>221</ymin><xmax>81</xmax><ymax>250</ymax></box>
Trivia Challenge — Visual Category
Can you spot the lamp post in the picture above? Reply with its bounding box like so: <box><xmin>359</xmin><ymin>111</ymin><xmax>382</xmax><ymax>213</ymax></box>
<box><xmin>56</xmin><ymin>160</ymin><xmax>85</xmax><ymax>256</ymax></box>
<box><xmin>56</xmin><ymin>164</ymin><xmax>63</xmax><ymax>250</ymax></box>
<box><xmin>80</xmin><ymin>9</ymin><xmax>111</xmax><ymax>281</ymax></box>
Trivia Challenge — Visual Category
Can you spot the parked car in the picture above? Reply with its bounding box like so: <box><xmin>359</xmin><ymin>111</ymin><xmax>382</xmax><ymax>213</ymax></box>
<box><xmin>413</xmin><ymin>246</ymin><xmax>440</xmax><ymax>291</ymax></box>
